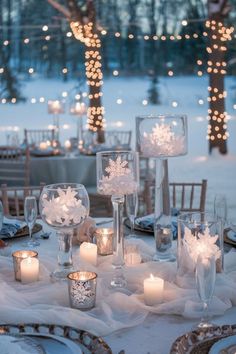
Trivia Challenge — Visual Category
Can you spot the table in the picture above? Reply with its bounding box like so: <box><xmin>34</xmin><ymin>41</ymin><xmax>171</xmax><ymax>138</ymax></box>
<box><xmin>30</xmin><ymin>154</ymin><xmax>96</xmax><ymax>186</ymax></box>
<box><xmin>1</xmin><ymin>219</ymin><xmax>236</xmax><ymax>354</ymax></box>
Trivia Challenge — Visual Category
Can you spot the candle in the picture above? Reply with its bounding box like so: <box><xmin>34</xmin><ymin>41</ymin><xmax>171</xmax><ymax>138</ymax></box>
<box><xmin>64</xmin><ymin>140</ymin><xmax>71</xmax><ymax>150</ymax></box>
<box><xmin>68</xmin><ymin>271</ymin><xmax>97</xmax><ymax>310</ymax></box>
<box><xmin>124</xmin><ymin>243</ymin><xmax>142</xmax><ymax>266</ymax></box>
<box><xmin>12</xmin><ymin>250</ymin><xmax>38</xmax><ymax>281</ymax></box>
<box><xmin>20</xmin><ymin>257</ymin><xmax>39</xmax><ymax>284</ymax></box>
<box><xmin>80</xmin><ymin>242</ymin><xmax>97</xmax><ymax>266</ymax></box>
<box><xmin>39</xmin><ymin>141</ymin><xmax>48</xmax><ymax>150</ymax></box>
<box><xmin>95</xmin><ymin>228</ymin><xmax>113</xmax><ymax>256</ymax></box>
<box><xmin>144</xmin><ymin>274</ymin><xmax>164</xmax><ymax>306</ymax></box>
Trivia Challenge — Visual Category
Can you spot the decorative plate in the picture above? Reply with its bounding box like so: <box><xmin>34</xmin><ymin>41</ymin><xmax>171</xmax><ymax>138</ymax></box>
<box><xmin>170</xmin><ymin>324</ymin><xmax>236</xmax><ymax>354</ymax></box>
<box><xmin>124</xmin><ymin>218</ymin><xmax>153</xmax><ymax>235</ymax></box>
<box><xmin>0</xmin><ymin>323</ymin><xmax>112</xmax><ymax>354</ymax></box>
<box><xmin>1</xmin><ymin>223</ymin><xmax>42</xmax><ymax>240</ymax></box>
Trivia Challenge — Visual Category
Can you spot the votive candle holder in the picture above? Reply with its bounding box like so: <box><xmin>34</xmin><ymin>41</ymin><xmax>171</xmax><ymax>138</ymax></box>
<box><xmin>12</xmin><ymin>250</ymin><xmax>38</xmax><ymax>281</ymax></box>
<box><xmin>67</xmin><ymin>271</ymin><xmax>97</xmax><ymax>310</ymax></box>
<box><xmin>95</xmin><ymin>228</ymin><xmax>113</xmax><ymax>256</ymax></box>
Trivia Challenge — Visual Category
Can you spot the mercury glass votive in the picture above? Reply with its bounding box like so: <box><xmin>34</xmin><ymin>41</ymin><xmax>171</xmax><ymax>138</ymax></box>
<box><xmin>12</xmin><ymin>250</ymin><xmax>38</xmax><ymax>281</ymax></box>
<box><xmin>67</xmin><ymin>271</ymin><xmax>97</xmax><ymax>310</ymax></box>
<box><xmin>95</xmin><ymin>228</ymin><xmax>113</xmax><ymax>256</ymax></box>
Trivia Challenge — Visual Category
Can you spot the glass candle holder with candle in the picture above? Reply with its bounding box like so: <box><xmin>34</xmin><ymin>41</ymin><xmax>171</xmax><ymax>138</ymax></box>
<box><xmin>12</xmin><ymin>250</ymin><xmax>38</xmax><ymax>281</ymax></box>
<box><xmin>94</xmin><ymin>228</ymin><xmax>113</xmax><ymax>256</ymax></box>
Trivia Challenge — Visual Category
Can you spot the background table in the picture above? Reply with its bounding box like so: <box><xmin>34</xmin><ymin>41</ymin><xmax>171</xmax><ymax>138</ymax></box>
<box><xmin>30</xmin><ymin>154</ymin><xmax>96</xmax><ymax>186</ymax></box>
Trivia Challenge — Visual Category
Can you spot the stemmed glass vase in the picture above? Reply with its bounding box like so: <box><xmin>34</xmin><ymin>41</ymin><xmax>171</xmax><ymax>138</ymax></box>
<box><xmin>96</xmin><ymin>151</ymin><xmax>139</xmax><ymax>288</ymax></box>
<box><xmin>126</xmin><ymin>192</ymin><xmax>138</xmax><ymax>238</ymax></box>
<box><xmin>136</xmin><ymin>115</ymin><xmax>187</xmax><ymax>262</ymax></box>
<box><xmin>39</xmin><ymin>183</ymin><xmax>89</xmax><ymax>281</ymax></box>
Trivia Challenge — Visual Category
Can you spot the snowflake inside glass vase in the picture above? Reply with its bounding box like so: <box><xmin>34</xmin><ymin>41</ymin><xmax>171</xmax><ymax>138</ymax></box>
<box><xmin>97</xmin><ymin>151</ymin><xmax>139</xmax><ymax>288</ymax></box>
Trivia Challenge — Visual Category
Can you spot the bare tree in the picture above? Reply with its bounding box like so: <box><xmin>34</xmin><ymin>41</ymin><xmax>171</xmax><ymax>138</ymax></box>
<box><xmin>207</xmin><ymin>0</ymin><xmax>232</xmax><ymax>154</ymax></box>
<box><xmin>48</xmin><ymin>0</ymin><xmax>105</xmax><ymax>143</ymax></box>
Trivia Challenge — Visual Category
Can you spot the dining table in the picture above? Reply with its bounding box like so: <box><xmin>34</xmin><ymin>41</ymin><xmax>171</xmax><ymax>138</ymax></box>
<box><xmin>29</xmin><ymin>154</ymin><xmax>97</xmax><ymax>186</ymax></box>
<box><xmin>0</xmin><ymin>218</ymin><xmax>236</xmax><ymax>354</ymax></box>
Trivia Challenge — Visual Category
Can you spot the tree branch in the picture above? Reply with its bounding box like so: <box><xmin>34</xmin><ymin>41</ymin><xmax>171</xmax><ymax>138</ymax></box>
<box><xmin>47</xmin><ymin>0</ymin><xmax>71</xmax><ymax>19</ymax></box>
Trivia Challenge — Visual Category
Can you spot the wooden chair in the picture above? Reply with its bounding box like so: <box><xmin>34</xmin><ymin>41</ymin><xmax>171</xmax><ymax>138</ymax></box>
<box><xmin>86</xmin><ymin>186</ymin><xmax>113</xmax><ymax>217</ymax></box>
<box><xmin>0</xmin><ymin>183</ymin><xmax>45</xmax><ymax>217</ymax></box>
<box><xmin>24</xmin><ymin>129</ymin><xmax>55</xmax><ymax>147</ymax></box>
<box><xmin>105</xmin><ymin>130</ymin><xmax>132</xmax><ymax>149</ymax></box>
<box><xmin>0</xmin><ymin>147</ymin><xmax>30</xmax><ymax>186</ymax></box>
<box><xmin>144</xmin><ymin>179</ymin><xmax>207</xmax><ymax>214</ymax></box>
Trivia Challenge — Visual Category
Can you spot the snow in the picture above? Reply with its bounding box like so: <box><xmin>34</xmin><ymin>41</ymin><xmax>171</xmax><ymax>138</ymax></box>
<box><xmin>0</xmin><ymin>75</ymin><xmax>235</xmax><ymax>217</ymax></box>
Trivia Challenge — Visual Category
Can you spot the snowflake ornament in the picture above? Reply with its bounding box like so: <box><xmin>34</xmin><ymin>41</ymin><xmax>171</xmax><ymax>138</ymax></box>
<box><xmin>99</xmin><ymin>156</ymin><xmax>137</xmax><ymax>195</ymax></box>
<box><xmin>183</xmin><ymin>226</ymin><xmax>221</xmax><ymax>264</ymax></box>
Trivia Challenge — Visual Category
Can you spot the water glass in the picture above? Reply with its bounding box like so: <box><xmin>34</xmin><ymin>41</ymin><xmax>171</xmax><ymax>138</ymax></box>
<box><xmin>126</xmin><ymin>192</ymin><xmax>138</xmax><ymax>238</ymax></box>
<box><xmin>24</xmin><ymin>196</ymin><xmax>39</xmax><ymax>247</ymax></box>
<box><xmin>196</xmin><ymin>254</ymin><xmax>216</xmax><ymax>329</ymax></box>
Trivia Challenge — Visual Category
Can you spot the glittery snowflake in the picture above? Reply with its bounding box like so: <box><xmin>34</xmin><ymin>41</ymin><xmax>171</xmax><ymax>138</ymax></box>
<box><xmin>99</xmin><ymin>156</ymin><xmax>137</xmax><ymax>195</ymax></box>
<box><xmin>42</xmin><ymin>187</ymin><xmax>87</xmax><ymax>227</ymax></box>
<box><xmin>183</xmin><ymin>226</ymin><xmax>221</xmax><ymax>264</ymax></box>
<box><xmin>141</xmin><ymin>123</ymin><xmax>185</xmax><ymax>157</ymax></box>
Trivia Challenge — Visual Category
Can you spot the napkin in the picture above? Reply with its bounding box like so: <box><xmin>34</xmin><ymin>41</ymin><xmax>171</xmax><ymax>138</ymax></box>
<box><xmin>0</xmin><ymin>218</ymin><xmax>25</xmax><ymax>238</ymax></box>
<box><xmin>73</xmin><ymin>217</ymin><xmax>96</xmax><ymax>245</ymax></box>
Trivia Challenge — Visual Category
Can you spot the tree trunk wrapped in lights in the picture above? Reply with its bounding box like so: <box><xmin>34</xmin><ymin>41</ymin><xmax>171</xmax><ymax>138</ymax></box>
<box><xmin>48</xmin><ymin>0</ymin><xmax>105</xmax><ymax>143</ymax></box>
<box><xmin>207</xmin><ymin>0</ymin><xmax>233</xmax><ymax>154</ymax></box>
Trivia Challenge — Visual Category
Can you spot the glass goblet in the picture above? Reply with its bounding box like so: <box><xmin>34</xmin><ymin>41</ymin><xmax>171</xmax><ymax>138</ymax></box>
<box><xmin>196</xmin><ymin>254</ymin><xmax>216</xmax><ymax>329</ymax></box>
<box><xmin>39</xmin><ymin>183</ymin><xmax>89</xmax><ymax>281</ymax></box>
<box><xmin>24</xmin><ymin>196</ymin><xmax>39</xmax><ymax>247</ymax></box>
<box><xmin>126</xmin><ymin>192</ymin><xmax>138</xmax><ymax>239</ymax></box>
<box><xmin>97</xmin><ymin>150</ymin><xmax>139</xmax><ymax>288</ymax></box>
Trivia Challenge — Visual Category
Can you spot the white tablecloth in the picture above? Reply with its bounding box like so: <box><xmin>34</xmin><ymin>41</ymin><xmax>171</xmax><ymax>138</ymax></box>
<box><xmin>30</xmin><ymin>154</ymin><xmax>96</xmax><ymax>186</ymax></box>
<box><xmin>1</xmin><ymin>219</ymin><xmax>236</xmax><ymax>354</ymax></box>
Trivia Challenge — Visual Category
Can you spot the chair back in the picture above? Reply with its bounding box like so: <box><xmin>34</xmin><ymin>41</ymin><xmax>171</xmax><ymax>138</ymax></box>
<box><xmin>144</xmin><ymin>179</ymin><xmax>207</xmax><ymax>214</ymax></box>
<box><xmin>24</xmin><ymin>129</ymin><xmax>55</xmax><ymax>147</ymax></box>
<box><xmin>0</xmin><ymin>183</ymin><xmax>45</xmax><ymax>217</ymax></box>
<box><xmin>0</xmin><ymin>147</ymin><xmax>30</xmax><ymax>186</ymax></box>
<box><xmin>105</xmin><ymin>130</ymin><xmax>132</xmax><ymax>149</ymax></box>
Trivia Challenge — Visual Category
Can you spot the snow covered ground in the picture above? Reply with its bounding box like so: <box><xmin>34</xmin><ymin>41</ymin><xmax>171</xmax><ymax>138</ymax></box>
<box><xmin>0</xmin><ymin>75</ymin><xmax>236</xmax><ymax>217</ymax></box>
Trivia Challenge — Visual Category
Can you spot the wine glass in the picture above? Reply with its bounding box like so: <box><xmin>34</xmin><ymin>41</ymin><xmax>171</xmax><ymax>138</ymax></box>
<box><xmin>126</xmin><ymin>192</ymin><xmax>138</xmax><ymax>238</ymax></box>
<box><xmin>195</xmin><ymin>254</ymin><xmax>216</xmax><ymax>329</ymax></box>
<box><xmin>0</xmin><ymin>201</ymin><xmax>3</xmax><ymax>233</ymax></box>
<box><xmin>39</xmin><ymin>183</ymin><xmax>89</xmax><ymax>281</ymax></box>
<box><xmin>24</xmin><ymin>196</ymin><xmax>39</xmax><ymax>247</ymax></box>
<box><xmin>97</xmin><ymin>151</ymin><xmax>139</xmax><ymax>288</ymax></box>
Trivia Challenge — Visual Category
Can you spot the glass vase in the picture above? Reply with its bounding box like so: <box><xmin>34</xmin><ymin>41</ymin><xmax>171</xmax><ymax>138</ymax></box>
<box><xmin>136</xmin><ymin>115</ymin><xmax>188</xmax><ymax>262</ymax></box>
<box><xmin>96</xmin><ymin>151</ymin><xmax>139</xmax><ymax>288</ymax></box>
<box><xmin>39</xmin><ymin>183</ymin><xmax>89</xmax><ymax>281</ymax></box>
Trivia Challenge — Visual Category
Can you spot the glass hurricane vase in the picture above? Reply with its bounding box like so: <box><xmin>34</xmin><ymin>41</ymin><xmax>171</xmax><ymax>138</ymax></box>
<box><xmin>39</xmin><ymin>183</ymin><xmax>89</xmax><ymax>281</ymax></box>
<box><xmin>96</xmin><ymin>151</ymin><xmax>139</xmax><ymax>288</ymax></box>
<box><xmin>136</xmin><ymin>115</ymin><xmax>187</xmax><ymax>262</ymax></box>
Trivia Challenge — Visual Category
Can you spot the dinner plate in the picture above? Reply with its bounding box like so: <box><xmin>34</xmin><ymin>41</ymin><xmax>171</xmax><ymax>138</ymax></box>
<box><xmin>0</xmin><ymin>223</ymin><xmax>42</xmax><ymax>240</ymax></box>
<box><xmin>124</xmin><ymin>218</ymin><xmax>153</xmax><ymax>235</ymax></box>
<box><xmin>170</xmin><ymin>324</ymin><xmax>236</xmax><ymax>354</ymax></box>
<box><xmin>209</xmin><ymin>334</ymin><xmax>236</xmax><ymax>354</ymax></box>
<box><xmin>224</xmin><ymin>228</ymin><xmax>236</xmax><ymax>248</ymax></box>
<box><xmin>0</xmin><ymin>323</ymin><xmax>112</xmax><ymax>354</ymax></box>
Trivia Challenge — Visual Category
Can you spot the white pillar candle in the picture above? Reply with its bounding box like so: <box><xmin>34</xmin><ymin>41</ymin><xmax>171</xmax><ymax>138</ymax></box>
<box><xmin>20</xmin><ymin>257</ymin><xmax>39</xmax><ymax>284</ymax></box>
<box><xmin>80</xmin><ymin>242</ymin><xmax>97</xmax><ymax>266</ymax></box>
<box><xmin>144</xmin><ymin>274</ymin><xmax>164</xmax><ymax>306</ymax></box>
<box><xmin>39</xmin><ymin>141</ymin><xmax>48</xmax><ymax>150</ymax></box>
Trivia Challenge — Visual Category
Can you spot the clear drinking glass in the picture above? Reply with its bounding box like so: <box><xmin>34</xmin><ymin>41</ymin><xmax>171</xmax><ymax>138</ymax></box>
<box><xmin>196</xmin><ymin>254</ymin><xmax>216</xmax><ymax>329</ymax></box>
<box><xmin>24</xmin><ymin>196</ymin><xmax>39</xmax><ymax>247</ymax></box>
<box><xmin>126</xmin><ymin>192</ymin><xmax>138</xmax><ymax>238</ymax></box>
<box><xmin>39</xmin><ymin>183</ymin><xmax>89</xmax><ymax>281</ymax></box>
<box><xmin>0</xmin><ymin>200</ymin><xmax>3</xmax><ymax>232</ymax></box>
<box><xmin>96</xmin><ymin>151</ymin><xmax>139</xmax><ymax>288</ymax></box>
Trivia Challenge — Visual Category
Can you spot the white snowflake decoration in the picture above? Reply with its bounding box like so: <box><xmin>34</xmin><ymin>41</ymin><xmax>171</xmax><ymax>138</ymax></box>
<box><xmin>141</xmin><ymin>123</ymin><xmax>185</xmax><ymax>157</ymax></box>
<box><xmin>42</xmin><ymin>187</ymin><xmax>87</xmax><ymax>227</ymax></box>
<box><xmin>183</xmin><ymin>226</ymin><xmax>221</xmax><ymax>265</ymax></box>
<box><xmin>99</xmin><ymin>156</ymin><xmax>137</xmax><ymax>195</ymax></box>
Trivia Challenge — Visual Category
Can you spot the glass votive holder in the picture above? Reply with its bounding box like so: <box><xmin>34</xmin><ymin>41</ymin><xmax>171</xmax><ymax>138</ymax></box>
<box><xmin>12</xmin><ymin>250</ymin><xmax>38</xmax><ymax>281</ymax></box>
<box><xmin>124</xmin><ymin>243</ymin><xmax>142</xmax><ymax>266</ymax></box>
<box><xmin>94</xmin><ymin>228</ymin><xmax>113</xmax><ymax>256</ymax></box>
<box><xmin>67</xmin><ymin>271</ymin><xmax>97</xmax><ymax>310</ymax></box>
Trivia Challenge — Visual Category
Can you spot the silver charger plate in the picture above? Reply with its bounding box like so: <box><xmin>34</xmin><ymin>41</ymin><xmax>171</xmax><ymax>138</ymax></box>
<box><xmin>0</xmin><ymin>323</ymin><xmax>112</xmax><ymax>354</ymax></box>
<box><xmin>0</xmin><ymin>334</ymin><xmax>44</xmax><ymax>354</ymax></box>
<box><xmin>170</xmin><ymin>324</ymin><xmax>236</xmax><ymax>354</ymax></box>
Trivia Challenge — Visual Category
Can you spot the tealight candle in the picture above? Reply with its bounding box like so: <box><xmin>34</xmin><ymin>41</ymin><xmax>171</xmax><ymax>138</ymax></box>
<box><xmin>12</xmin><ymin>250</ymin><xmax>38</xmax><ymax>281</ymax></box>
<box><xmin>144</xmin><ymin>274</ymin><xmax>164</xmax><ymax>306</ymax></box>
<box><xmin>39</xmin><ymin>141</ymin><xmax>48</xmax><ymax>150</ymax></box>
<box><xmin>64</xmin><ymin>140</ymin><xmax>71</xmax><ymax>149</ymax></box>
<box><xmin>80</xmin><ymin>242</ymin><xmax>97</xmax><ymax>266</ymax></box>
<box><xmin>20</xmin><ymin>257</ymin><xmax>39</xmax><ymax>284</ymax></box>
<box><xmin>95</xmin><ymin>228</ymin><xmax>113</xmax><ymax>256</ymax></box>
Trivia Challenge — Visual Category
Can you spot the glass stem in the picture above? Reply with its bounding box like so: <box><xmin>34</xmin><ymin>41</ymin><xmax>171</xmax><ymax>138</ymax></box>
<box><xmin>57</xmin><ymin>230</ymin><xmax>73</xmax><ymax>270</ymax></box>
<box><xmin>111</xmin><ymin>195</ymin><xmax>126</xmax><ymax>288</ymax></box>
<box><xmin>202</xmin><ymin>301</ymin><xmax>209</xmax><ymax>323</ymax></box>
<box><xmin>130</xmin><ymin>216</ymin><xmax>135</xmax><ymax>235</ymax></box>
